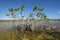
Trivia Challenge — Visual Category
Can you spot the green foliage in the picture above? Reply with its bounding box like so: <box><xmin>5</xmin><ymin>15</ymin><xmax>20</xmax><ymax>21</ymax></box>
<box><xmin>9</xmin><ymin>8</ymin><xmax>14</xmax><ymax>12</ymax></box>
<box><xmin>40</xmin><ymin>8</ymin><xmax>44</xmax><ymax>12</ymax></box>
<box><xmin>14</xmin><ymin>8</ymin><xmax>18</xmax><ymax>11</ymax></box>
<box><xmin>44</xmin><ymin>15</ymin><xmax>47</xmax><ymax>21</ymax></box>
<box><xmin>32</xmin><ymin>5</ymin><xmax>47</xmax><ymax>22</ymax></box>
<box><xmin>6</xmin><ymin>14</ymin><xmax>10</xmax><ymax>16</ymax></box>
<box><xmin>6</xmin><ymin>8</ymin><xmax>17</xmax><ymax>19</ymax></box>
<box><xmin>20</xmin><ymin>5</ymin><xmax>25</xmax><ymax>10</ymax></box>
<box><xmin>36</xmin><ymin>12</ymin><xmax>42</xmax><ymax>17</ymax></box>
<box><xmin>33</xmin><ymin>6</ymin><xmax>39</xmax><ymax>11</ymax></box>
<box><xmin>28</xmin><ymin>13</ymin><xmax>33</xmax><ymax>20</ymax></box>
<box><xmin>6</xmin><ymin>5</ymin><xmax>47</xmax><ymax>23</ymax></box>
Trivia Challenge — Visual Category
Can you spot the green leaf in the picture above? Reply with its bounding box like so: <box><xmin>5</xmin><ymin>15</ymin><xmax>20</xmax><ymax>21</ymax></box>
<box><xmin>33</xmin><ymin>6</ymin><xmax>38</xmax><ymax>11</ymax></box>
<box><xmin>28</xmin><ymin>13</ymin><xmax>33</xmax><ymax>17</ymax></box>
<box><xmin>9</xmin><ymin>8</ymin><xmax>14</xmax><ymax>12</ymax></box>
<box><xmin>6</xmin><ymin>14</ymin><xmax>10</xmax><ymax>16</ymax></box>
<box><xmin>20</xmin><ymin>5</ymin><xmax>25</xmax><ymax>10</ymax></box>
<box><xmin>40</xmin><ymin>8</ymin><xmax>44</xmax><ymax>12</ymax></box>
<box><xmin>36</xmin><ymin>13</ymin><xmax>41</xmax><ymax>17</ymax></box>
<box><xmin>11</xmin><ymin>13</ymin><xmax>14</xmax><ymax>16</ymax></box>
<box><xmin>14</xmin><ymin>8</ymin><xmax>18</xmax><ymax>11</ymax></box>
<box><xmin>16</xmin><ymin>8</ymin><xmax>20</xmax><ymax>10</ymax></box>
<box><xmin>44</xmin><ymin>15</ymin><xmax>47</xmax><ymax>20</ymax></box>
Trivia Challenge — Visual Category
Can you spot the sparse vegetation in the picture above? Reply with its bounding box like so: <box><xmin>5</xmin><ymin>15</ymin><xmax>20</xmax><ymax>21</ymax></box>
<box><xmin>0</xmin><ymin>5</ymin><xmax>60</xmax><ymax>40</ymax></box>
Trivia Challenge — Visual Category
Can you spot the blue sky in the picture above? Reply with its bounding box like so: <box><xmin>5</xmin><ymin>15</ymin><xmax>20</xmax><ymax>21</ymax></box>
<box><xmin>0</xmin><ymin>0</ymin><xmax>60</xmax><ymax>19</ymax></box>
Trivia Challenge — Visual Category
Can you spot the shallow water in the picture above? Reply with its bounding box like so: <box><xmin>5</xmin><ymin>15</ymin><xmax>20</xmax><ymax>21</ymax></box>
<box><xmin>0</xmin><ymin>21</ymin><xmax>60</xmax><ymax>28</ymax></box>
